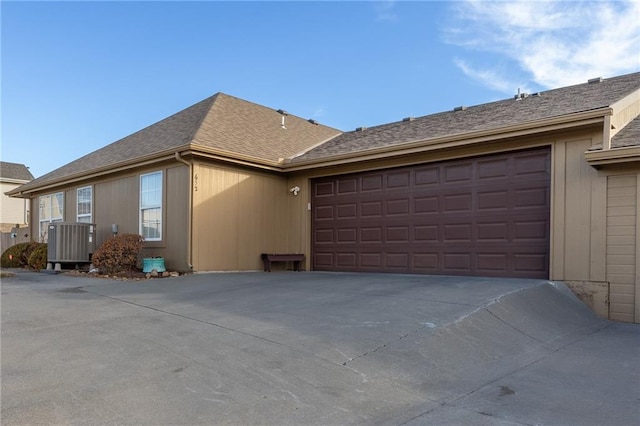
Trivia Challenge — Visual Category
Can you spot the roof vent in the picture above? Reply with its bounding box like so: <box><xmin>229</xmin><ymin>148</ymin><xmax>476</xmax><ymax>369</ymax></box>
<box><xmin>307</xmin><ymin>119</ymin><xmax>319</xmax><ymax>125</ymax></box>
<box><xmin>402</xmin><ymin>116</ymin><xmax>415</xmax><ymax>122</ymax></box>
<box><xmin>355</xmin><ymin>126</ymin><xmax>367</xmax><ymax>132</ymax></box>
<box><xmin>453</xmin><ymin>106</ymin><xmax>467</xmax><ymax>112</ymax></box>
<box><xmin>514</xmin><ymin>88</ymin><xmax>529</xmax><ymax>100</ymax></box>
<box><xmin>588</xmin><ymin>77</ymin><xmax>603</xmax><ymax>84</ymax></box>
<box><xmin>276</xmin><ymin>109</ymin><xmax>289</xmax><ymax>115</ymax></box>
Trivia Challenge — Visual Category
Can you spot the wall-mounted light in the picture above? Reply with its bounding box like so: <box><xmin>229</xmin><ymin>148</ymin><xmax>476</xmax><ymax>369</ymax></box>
<box><xmin>289</xmin><ymin>186</ymin><xmax>300</xmax><ymax>196</ymax></box>
<box><xmin>112</xmin><ymin>224</ymin><xmax>118</xmax><ymax>236</ymax></box>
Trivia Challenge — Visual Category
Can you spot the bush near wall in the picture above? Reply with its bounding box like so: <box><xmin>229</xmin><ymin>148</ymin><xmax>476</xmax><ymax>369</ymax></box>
<box><xmin>92</xmin><ymin>234</ymin><xmax>144</xmax><ymax>275</ymax></box>
<box><xmin>27</xmin><ymin>243</ymin><xmax>48</xmax><ymax>270</ymax></box>
<box><xmin>1</xmin><ymin>242</ymin><xmax>43</xmax><ymax>269</ymax></box>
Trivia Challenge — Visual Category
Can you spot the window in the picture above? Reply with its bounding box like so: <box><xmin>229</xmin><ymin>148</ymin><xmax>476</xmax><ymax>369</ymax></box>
<box><xmin>77</xmin><ymin>186</ymin><xmax>92</xmax><ymax>223</ymax></box>
<box><xmin>140</xmin><ymin>171</ymin><xmax>162</xmax><ymax>240</ymax></box>
<box><xmin>39</xmin><ymin>192</ymin><xmax>64</xmax><ymax>242</ymax></box>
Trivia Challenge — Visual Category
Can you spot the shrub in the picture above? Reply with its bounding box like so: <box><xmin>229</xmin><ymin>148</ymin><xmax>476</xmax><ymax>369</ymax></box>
<box><xmin>27</xmin><ymin>243</ymin><xmax>48</xmax><ymax>270</ymax></box>
<box><xmin>1</xmin><ymin>242</ymin><xmax>40</xmax><ymax>268</ymax></box>
<box><xmin>92</xmin><ymin>234</ymin><xmax>144</xmax><ymax>275</ymax></box>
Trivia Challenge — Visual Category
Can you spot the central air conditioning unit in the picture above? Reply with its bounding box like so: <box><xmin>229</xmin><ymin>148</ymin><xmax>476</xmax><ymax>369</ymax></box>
<box><xmin>47</xmin><ymin>222</ymin><xmax>96</xmax><ymax>271</ymax></box>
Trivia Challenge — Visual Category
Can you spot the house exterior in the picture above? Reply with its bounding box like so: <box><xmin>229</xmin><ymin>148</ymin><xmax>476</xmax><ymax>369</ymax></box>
<box><xmin>8</xmin><ymin>73</ymin><xmax>640</xmax><ymax>323</ymax></box>
<box><xmin>1</xmin><ymin>161</ymin><xmax>34</xmax><ymax>232</ymax></box>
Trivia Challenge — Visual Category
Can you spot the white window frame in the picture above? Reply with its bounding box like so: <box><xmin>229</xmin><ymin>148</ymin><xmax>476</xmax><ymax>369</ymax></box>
<box><xmin>139</xmin><ymin>171</ymin><xmax>163</xmax><ymax>241</ymax></box>
<box><xmin>76</xmin><ymin>186</ymin><xmax>92</xmax><ymax>223</ymax></box>
<box><xmin>39</xmin><ymin>192</ymin><xmax>64</xmax><ymax>242</ymax></box>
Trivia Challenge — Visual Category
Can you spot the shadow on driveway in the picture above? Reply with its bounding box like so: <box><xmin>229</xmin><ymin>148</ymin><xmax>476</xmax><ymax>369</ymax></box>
<box><xmin>2</xmin><ymin>270</ymin><xmax>638</xmax><ymax>425</ymax></box>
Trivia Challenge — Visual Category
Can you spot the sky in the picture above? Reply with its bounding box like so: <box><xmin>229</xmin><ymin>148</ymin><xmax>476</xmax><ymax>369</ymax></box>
<box><xmin>2</xmin><ymin>0</ymin><xmax>639</xmax><ymax>179</ymax></box>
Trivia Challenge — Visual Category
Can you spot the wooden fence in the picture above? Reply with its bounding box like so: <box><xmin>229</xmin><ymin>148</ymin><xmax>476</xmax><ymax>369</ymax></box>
<box><xmin>0</xmin><ymin>226</ymin><xmax>32</xmax><ymax>253</ymax></box>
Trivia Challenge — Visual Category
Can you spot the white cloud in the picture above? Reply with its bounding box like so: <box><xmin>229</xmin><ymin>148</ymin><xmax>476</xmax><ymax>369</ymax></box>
<box><xmin>444</xmin><ymin>0</ymin><xmax>640</xmax><ymax>92</ymax></box>
<box><xmin>374</xmin><ymin>0</ymin><xmax>398</xmax><ymax>22</ymax></box>
<box><xmin>312</xmin><ymin>107</ymin><xmax>326</xmax><ymax>118</ymax></box>
<box><xmin>454</xmin><ymin>58</ymin><xmax>533</xmax><ymax>94</ymax></box>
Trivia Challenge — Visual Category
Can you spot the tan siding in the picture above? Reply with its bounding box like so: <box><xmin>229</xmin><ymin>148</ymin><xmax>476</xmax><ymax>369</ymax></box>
<box><xmin>64</xmin><ymin>188</ymin><xmax>75</xmax><ymax>222</ymax></box>
<box><xmin>1</xmin><ymin>182</ymin><xmax>29</xmax><ymax>226</ymax></box>
<box><xmin>192</xmin><ymin>163</ymin><xmax>288</xmax><ymax>271</ymax></box>
<box><xmin>145</xmin><ymin>165</ymin><xmax>189</xmax><ymax>271</ymax></box>
<box><xmin>607</xmin><ymin>174</ymin><xmax>638</xmax><ymax>322</ymax></box>
<box><xmin>553</xmin><ymin>138</ymin><xmax>602</xmax><ymax>281</ymax></box>
<box><xmin>94</xmin><ymin>174</ymin><xmax>139</xmax><ymax>245</ymax></box>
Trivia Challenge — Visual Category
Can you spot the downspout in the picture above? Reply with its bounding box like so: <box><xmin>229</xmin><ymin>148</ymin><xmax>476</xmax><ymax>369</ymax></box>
<box><xmin>175</xmin><ymin>152</ymin><xmax>194</xmax><ymax>270</ymax></box>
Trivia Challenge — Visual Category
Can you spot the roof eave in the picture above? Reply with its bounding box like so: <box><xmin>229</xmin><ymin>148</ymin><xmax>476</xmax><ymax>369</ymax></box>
<box><xmin>6</xmin><ymin>144</ymin><xmax>193</xmax><ymax>197</ymax></box>
<box><xmin>585</xmin><ymin>146</ymin><xmax>640</xmax><ymax>167</ymax></box>
<box><xmin>283</xmin><ymin>108</ymin><xmax>610</xmax><ymax>171</ymax></box>
<box><xmin>189</xmin><ymin>144</ymin><xmax>286</xmax><ymax>171</ymax></box>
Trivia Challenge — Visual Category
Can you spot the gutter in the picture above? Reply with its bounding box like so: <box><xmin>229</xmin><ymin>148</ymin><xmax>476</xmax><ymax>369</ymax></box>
<box><xmin>174</xmin><ymin>152</ymin><xmax>194</xmax><ymax>270</ymax></box>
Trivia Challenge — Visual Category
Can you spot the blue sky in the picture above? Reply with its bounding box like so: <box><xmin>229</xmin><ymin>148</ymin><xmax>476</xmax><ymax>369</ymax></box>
<box><xmin>2</xmin><ymin>0</ymin><xmax>639</xmax><ymax>178</ymax></box>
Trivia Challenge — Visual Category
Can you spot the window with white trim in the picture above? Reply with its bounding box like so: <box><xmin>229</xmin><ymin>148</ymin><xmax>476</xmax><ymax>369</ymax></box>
<box><xmin>140</xmin><ymin>171</ymin><xmax>162</xmax><ymax>241</ymax></box>
<box><xmin>39</xmin><ymin>192</ymin><xmax>64</xmax><ymax>242</ymax></box>
<box><xmin>77</xmin><ymin>186</ymin><xmax>92</xmax><ymax>223</ymax></box>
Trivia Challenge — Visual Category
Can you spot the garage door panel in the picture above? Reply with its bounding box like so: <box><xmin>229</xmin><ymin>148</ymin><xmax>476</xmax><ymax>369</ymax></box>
<box><xmin>414</xmin><ymin>196</ymin><xmax>439</xmax><ymax>214</ymax></box>
<box><xmin>477</xmin><ymin>158</ymin><xmax>510</xmax><ymax>180</ymax></box>
<box><xmin>314</xmin><ymin>229</ymin><xmax>334</xmax><ymax>244</ymax></box>
<box><xmin>312</xmin><ymin>147</ymin><xmax>550</xmax><ymax>278</ymax></box>
<box><xmin>337</xmin><ymin>253</ymin><xmax>357</xmax><ymax>267</ymax></box>
<box><xmin>414</xmin><ymin>225</ymin><xmax>439</xmax><ymax>241</ymax></box>
<box><xmin>414</xmin><ymin>167</ymin><xmax>440</xmax><ymax>186</ymax></box>
<box><xmin>413</xmin><ymin>253</ymin><xmax>439</xmax><ymax>269</ymax></box>
<box><xmin>386</xmin><ymin>226</ymin><xmax>410</xmax><ymax>242</ymax></box>
<box><xmin>336</xmin><ymin>203</ymin><xmax>358</xmax><ymax>219</ymax></box>
<box><xmin>514</xmin><ymin>187</ymin><xmax>549</xmax><ymax>208</ymax></box>
<box><xmin>361</xmin><ymin>175</ymin><xmax>383</xmax><ymax>192</ymax></box>
<box><xmin>315</xmin><ymin>181</ymin><xmax>335</xmax><ymax>197</ymax></box>
<box><xmin>337</xmin><ymin>228</ymin><xmax>357</xmax><ymax>243</ymax></box>
<box><xmin>386</xmin><ymin>198</ymin><xmax>411</xmax><ymax>215</ymax></box>
<box><xmin>361</xmin><ymin>201</ymin><xmax>383</xmax><ymax>217</ymax></box>
<box><xmin>443</xmin><ymin>223</ymin><xmax>473</xmax><ymax>242</ymax></box>
<box><xmin>514</xmin><ymin>153</ymin><xmax>550</xmax><ymax>177</ymax></box>
<box><xmin>477</xmin><ymin>222</ymin><xmax>509</xmax><ymax>241</ymax></box>
<box><xmin>337</xmin><ymin>178</ymin><xmax>358</xmax><ymax>194</ymax></box>
<box><xmin>361</xmin><ymin>252</ymin><xmax>383</xmax><ymax>267</ymax></box>
<box><xmin>315</xmin><ymin>205</ymin><xmax>335</xmax><ymax>220</ymax></box>
<box><xmin>444</xmin><ymin>253</ymin><xmax>472</xmax><ymax>270</ymax></box>
<box><xmin>387</xmin><ymin>172</ymin><xmax>411</xmax><ymax>189</ymax></box>
<box><xmin>477</xmin><ymin>190</ymin><xmax>509</xmax><ymax>210</ymax></box>
<box><xmin>514</xmin><ymin>253</ymin><xmax>548</xmax><ymax>273</ymax></box>
<box><xmin>477</xmin><ymin>253</ymin><xmax>508</xmax><ymax>272</ymax></box>
<box><xmin>314</xmin><ymin>252</ymin><xmax>334</xmax><ymax>267</ymax></box>
<box><xmin>444</xmin><ymin>162</ymin><xmax>473</xmax><ymax>183</ymax></box>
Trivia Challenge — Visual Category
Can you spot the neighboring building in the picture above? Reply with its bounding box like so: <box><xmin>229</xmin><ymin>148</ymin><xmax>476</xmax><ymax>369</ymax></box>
<box><xmin>7</xmin><ymin>73</ymin><xmax>640</xmax><ymax>322</ymax></box>
<box><xmin>1</xmin><ymin>161</ymin><xmax>34</xmax><ymax>232</ymax></box>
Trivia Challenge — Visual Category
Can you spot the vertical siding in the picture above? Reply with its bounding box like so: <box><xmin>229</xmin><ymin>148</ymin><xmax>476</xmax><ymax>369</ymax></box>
<box><xmin>607</xmin><ymin>174</ymin><xmax>638</xmax><ymax>323</ymax></box>
<box><xmin>94</xmin><ymin>175</ymin><xmax>139</xmax><ymax>244</ymax></box>
<box><xmin>551</xmin><ymin>137</ymin><xmax>604</xmax><ymax>281</ymax></box>
<box><xmin>163</xmin><ymin>165</ymin><xmax>189</xmax><ymax>271</ymax></box>
<box><xmin>192</xmin><ymin>163</ymin><xmax>289</xmax><ymax>271</ymax></box>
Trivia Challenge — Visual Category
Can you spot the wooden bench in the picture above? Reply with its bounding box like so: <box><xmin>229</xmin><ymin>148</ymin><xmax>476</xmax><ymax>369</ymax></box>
<box><xmin>261</xmin><ymin>253</ymin><xmax>305</xmax><ymax>272</ymax></box>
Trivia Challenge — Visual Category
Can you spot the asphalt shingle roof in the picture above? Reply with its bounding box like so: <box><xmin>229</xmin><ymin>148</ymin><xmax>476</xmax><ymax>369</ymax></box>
<box><xmin>9</xmin><ymin>72</ymin><xmax>640</xmax><ymax>195</ymax></box>
<box><xmin>14</xmin><ymin>93</ymin><xmax>341</xmax><ymax>193</ymax></box>
<box><xmin>292</xmin><ymin>72</ymin><xmax>640</xmax><ymax>162</ymax></box>
<box><xmin>0</xmin><ymin>162</ymin><xmax>34</xmax><ymax>181</ymax></box>
<box><xmin>612</xmin><ymin>115</ymin><xmax>640</xmax><ymax>148</ymax></box>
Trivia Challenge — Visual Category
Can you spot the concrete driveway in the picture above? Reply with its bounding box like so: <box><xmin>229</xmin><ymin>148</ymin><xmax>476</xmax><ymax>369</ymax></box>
<box><xmin>2</xmin><ymin>270</ymin><xmax>638</xmax><ymax>425</ymax></box>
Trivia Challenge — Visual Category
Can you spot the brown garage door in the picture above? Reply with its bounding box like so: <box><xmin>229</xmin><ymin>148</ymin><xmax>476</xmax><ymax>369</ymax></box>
<box><xmin>312</xmin><ymin>147</ymin><xmax>551</xmax><ymax>278</ymax></box>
